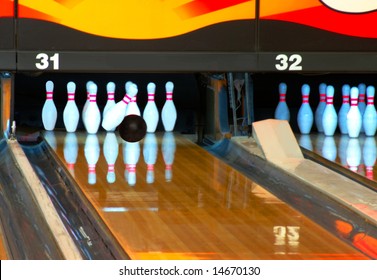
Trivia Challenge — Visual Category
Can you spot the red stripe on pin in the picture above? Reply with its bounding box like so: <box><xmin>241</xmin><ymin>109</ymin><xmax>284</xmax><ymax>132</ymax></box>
<box><xmin>326</xmin><ymin>97</ymin><xmax>333</xmax><ymax>105</ymax></box>
<box><xmin>122</xmin><ymin>94</ymin><xmax>132</xmax><ymax>104</ymax></box>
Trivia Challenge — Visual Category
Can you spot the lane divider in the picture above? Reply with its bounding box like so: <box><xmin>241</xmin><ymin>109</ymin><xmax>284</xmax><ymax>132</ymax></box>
<box><xmin>7</xmin><ymin>138</ymin><xmax>82</xmax><ymax>260</ymax></box>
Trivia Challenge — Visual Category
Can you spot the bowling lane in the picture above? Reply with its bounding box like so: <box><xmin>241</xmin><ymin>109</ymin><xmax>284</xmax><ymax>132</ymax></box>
<box><xmin>49</xmin><ymin>131</ymin><xmax>367</xmax><ymax>259</ymax></box>
<box><xmin>298</xmin><ymin>133</ymin><xmax>377</xmax><ymax>185</ymax></box>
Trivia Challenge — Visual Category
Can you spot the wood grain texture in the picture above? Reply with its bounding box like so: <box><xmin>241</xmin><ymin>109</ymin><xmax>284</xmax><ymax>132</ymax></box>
<box><xmin>51</xmin><ymin>131</ymin><xmax>368</xmax><ymax>260</ymax></box>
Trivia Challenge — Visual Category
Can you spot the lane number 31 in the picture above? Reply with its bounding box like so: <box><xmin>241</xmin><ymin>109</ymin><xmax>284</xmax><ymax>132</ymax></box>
<box><xmin>35</xmin><ymin>53</ymin><xmax>60</xmax><ymax>70</ymax></box>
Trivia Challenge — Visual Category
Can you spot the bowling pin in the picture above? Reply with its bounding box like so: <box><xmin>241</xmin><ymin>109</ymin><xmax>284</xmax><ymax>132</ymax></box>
<box><xmin>103</xmin><ymin>132</ymin><xmax>119</xmax><ymax>184</ymax></box>
<box><xmin>162</xmin><ymin>132</ymin><xmax>176</xmax><ymax>182</ymax></box>
<box><xmin>84</xmin><ymin>134</ymin><xmax>100</xmax><ymax>185</ymax></box>
<box><xmin>123</xmin><ymin>81</ymin><xmax>134</xmax><ymax>116</ymax></box>
<box><xmin>321</xmin><ymin>136</ymin><xmax>337</xmax><ymax>161</ymax></box>
<box><xmin>143</xmin><ymin>133</ymin><xmax>158</xmax><ymax>184</ymax></box>
<box><xmin>102</xmin><ymin>82</ymin><xmax>138</xmax><ymax>131</ymax></box>
<box><xmin>103</xmin><ymin>82</ymin><xmax>116</xmax><ymax>119</ymax></box>
<box><xmin>143</xmin><ymin>82</ymin><xmax>159</xmax><ymax>133</ymax></box>
<box><xmin>125</xmin><ymin>83</ymin><xmax>141</xmax><ymax>117</ymax></box>
<box><xmin>322</xmin><ymin>85</ymin><xmax>338</xmax><ymax>136</ymax></box>
<box><xmin>358</xmin><ymin>83</ymin><xmax>367</xmax><ymax>115</ymax></box>
<box><xmin>274</xmin><ymin>82</ymin><xmax>290</xmax><ymax>121</ymax></box>
<box><xmin>362</xmin><ymin>85</ymin><xmax>377</xmax><ymax>136</ymax></box>
<box><xmin>297</xmin><ymin>84</ymin><xmax>313</xmax><ymax>134</ymax></box>
<box><xmin>82</xmin><ymin>81</ymin><xmax>94</xmax><ymax>130</ymax></box>
<box><xmin>358</xmin><ymin>83</ymin><xmax>366</xmax><ymax>133</ymax></box>
<box><xmin>63</xmin><ymin>81</ymin><xmax>80</xmax><ymax>133</ymax></box>
<box><xmin>338</xmin><ymin>84</ymin><xmax>350</xmax><ymax>134</ymax></box>
<box><xmin>315</xmin><ymin>83</ymin><xmax>327</xmax><ymax>132</ymax></box>
<box><xmin>41</xmin><ymin>80</ymin><xmax>57</xmax><ymax>131</ymax></box>
<box><xmin>363</xmin><ymin>137</ymin><xmax>376</xmax><ymax>180</ymax></box>
<box><xmin>85</xmin><ymin>82</ymin><xmax>101</xmax><ymax>134</ymax></box>
<box><xmin>161</xmin><ymin>81</ymin><xmax>177</xmax><ymax>132</ymax></box>
<box><xmin>123</xmin><ymin>140</ymin><xmax>140</xmax><ymax>186</ymax></box>
<box><xmin>347</xmin><ymin>87</ymin><xmax>362</xmax><ymax>138</ymax></box>
<box><xmin>346</xmin><ymin>138</ymin><xmax>361</xmax><ymax>172</ymax></box>
<box><xmin>64</xmin><ymin>132</ymin><xmax>78</xmax><ymax>177</ymax></box>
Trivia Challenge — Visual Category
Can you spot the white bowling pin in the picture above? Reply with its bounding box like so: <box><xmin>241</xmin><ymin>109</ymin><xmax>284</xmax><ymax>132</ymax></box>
<box><xmin>84</xmin><ymin>134</ymin><xmax>100</xmax><ymax>185</ymax></box>
<box><xmin>103</xmin><ymin>132</ymin><xmax>119</xmax><ymax>184</ymax></box>
<box><xmin>125</xmin><ymin>83</ymin><xmax>141</xmax><ymax>117</ymax></box>
<box><xmin>338</xmin><ymin>84</ymin><xmax>350</xmax><ymax>134</ymax></box>
<box><xmin>103</xmin><ymin>82</ymin><xmax>116</xmax><ymax>119</ymax></box>
<box><xmin>143</xmin><ymin>133</ymin><xmax>158</xmax><ymax>184</ymax></box>
<box><xmin>82</xmin><ymin>81</ymin><xmax>94</xmax><ymax>131</ymax></box>
<box><xmin>42</xmin><ymin>80</ymin><xmax>57</xmax><ymax>131</ymax></box>
<box><xmin>362</xmin><ymin>85</ymin><xmax>377</xmax><ymax>136</ymax></box>
<box><xmin>102</xmin><ymin>83</ymin><xmax>138</xmax><ymax>131</ymax></box>
<box><xmin>64</xmin><ymin>132</ymin><xmax>78</xmax><ymax>177</ymax></box>
<box><xmin>63</xmin><ymin>81</ymin><xmax>80</xmax><ymax>133</ymax></box>
<box><xmin>347</xmin><ymin>87</ymin><xmax>362</xmax><ymax>138</ymax></box>
<box><xmin>124</xmin><ymin>81</ymin><xmax>134</xmax><ymax>117</ymax></box>
<box><xmin>363</xmin><ymin>137</ymin><xmax>376</xmax><ymax>180</ymax></box>
<box><xmin>346</xmin><ymin>138</ymin><xmax>361</xmax><ymax>172</ymax></box>
<box><xmin>359</xmin><ymin>83</ymin><xmax>367</xmax><ymax>133</ymax></box>
<box><xmin>124</xmin><ymin>140</ymin><xmax>140</xmax><ymax>186</ymax></box>
<box><xmin>321</xmin><ymin>136</ymin><xmax>337</xmax><ymax>161</ymax></box>
<box><xmin>85</xmin><ymin>83</ymin><xmax>101</xmax><ymax>134</ymax></box>
<box><xmin>322</xmin><ymin>85</ymin><xmax>338</xmax><ymax>136</ymax></box>
<box><xmin>297</xmin><ymin>84</ymin><xmax>313</xmax><ymax>134</ymax></box>
<box><xmin>162</xmin><ymin>132</ymin><xmax>176</xmax><ymax>182</ymax></box>
<box><xmin>315</xmin><ymin>83</ymin><xmax>327</xmax><ymax>132</ymax></box>
<box><xmin>358</xmin><ymin>83</ymin><xmax>367</xmax><ymax>116</ymax></box>
<box><xmin>274</xmin><ymin>82</ymin><xmax>290</xmax><ymax>121</ymax></box>
<box><xmin>143</xmin><ymin>82</ymin><xmax>159</xmax><ymax>133</ymax></box>
<box><xmin>161</xmin><ymin>81</ymin><xmax>177</xmax><ymax>132</ymax></box>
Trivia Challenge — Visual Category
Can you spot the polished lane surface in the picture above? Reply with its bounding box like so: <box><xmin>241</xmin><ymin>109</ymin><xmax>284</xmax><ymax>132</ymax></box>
<box><xmin>47</xmin><ymin>131</ymin><xmax>368</xmax><ymax>259</ymax></box>
<box><xmin>298</xmin><ymin>133</ymin><xmax>377</xmax><ymax>181</ymax></box>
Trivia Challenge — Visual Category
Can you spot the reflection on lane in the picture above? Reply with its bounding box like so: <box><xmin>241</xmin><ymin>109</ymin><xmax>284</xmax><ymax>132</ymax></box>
<box><xmin>298</xmin><ymin>132</ymin><xmax>377</xmax><ymax>259</ymax></box>
<box><xmin>49</xmin><ymin>131</ymin><xmax>368</xmax><ymax>259</ymax></box>
<box><xmin>299</xmin><ymin>133</ymin><xmax>377</xmax><ymax>180</ymax></box>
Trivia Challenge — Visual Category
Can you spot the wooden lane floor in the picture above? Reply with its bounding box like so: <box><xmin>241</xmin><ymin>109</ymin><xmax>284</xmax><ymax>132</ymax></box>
<box><xmin>49</xmin><ymin>131</ymin><xmax>368</xmax><ymax>260</ymax></box>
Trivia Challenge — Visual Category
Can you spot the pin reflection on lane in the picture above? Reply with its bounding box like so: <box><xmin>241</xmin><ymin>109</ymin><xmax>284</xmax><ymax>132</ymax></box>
<box><xmin>363</xmin><ymin>137</ymin><xmax>377</xmax><ymax>180</ymax></box>
<box><xmin>84</xmin><ymin>134</ymin><xmax>100</xmax><ymax>185</ymax></box>
<box><xmin>103</xmin><ymin>132</ymin><xmax>119</xmax><ymax>184</ymax></box>
<box><xmin>143</xmin><ymin>133</ymin><xmax>158</xmax><ymax>184</ymax></box>
<box><xmin>49</xmin><ymin>132</ymin><xmax>369</xmax><ymax>259</ymax></box>
<box><xmin>123</xmin><ymin>141</ymin><xmax>140</xmax><ymax>186</ymax></box>
<box><xmin>298</xmin><ymin>133</ymin><xmax>377</xmax><ymax>180</ymax></box>
<box><xmin>64</xmin><ymin>132</ymin><xmax>78</xmax><ymax>177</ymax></box>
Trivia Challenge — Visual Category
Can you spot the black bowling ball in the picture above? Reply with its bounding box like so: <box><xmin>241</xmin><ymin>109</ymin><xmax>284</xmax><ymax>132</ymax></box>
<box><xmin>118</xmin><ymin>114</ymin><xmax>147</xmax><ymax>142</ymax></box>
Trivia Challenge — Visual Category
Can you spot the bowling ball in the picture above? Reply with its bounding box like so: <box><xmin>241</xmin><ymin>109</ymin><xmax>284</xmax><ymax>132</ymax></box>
<box><xmin>118</xmin><ymin>115</ymin><xmax>147</xmax><ymax>142</ymax></box>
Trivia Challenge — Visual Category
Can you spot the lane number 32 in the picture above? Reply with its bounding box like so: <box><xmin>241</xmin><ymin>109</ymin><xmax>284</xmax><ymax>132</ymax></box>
<box><xmin>275</xmin><ymin>54</ymin><xmax>302</xmax><ymax>71</ymax></box>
